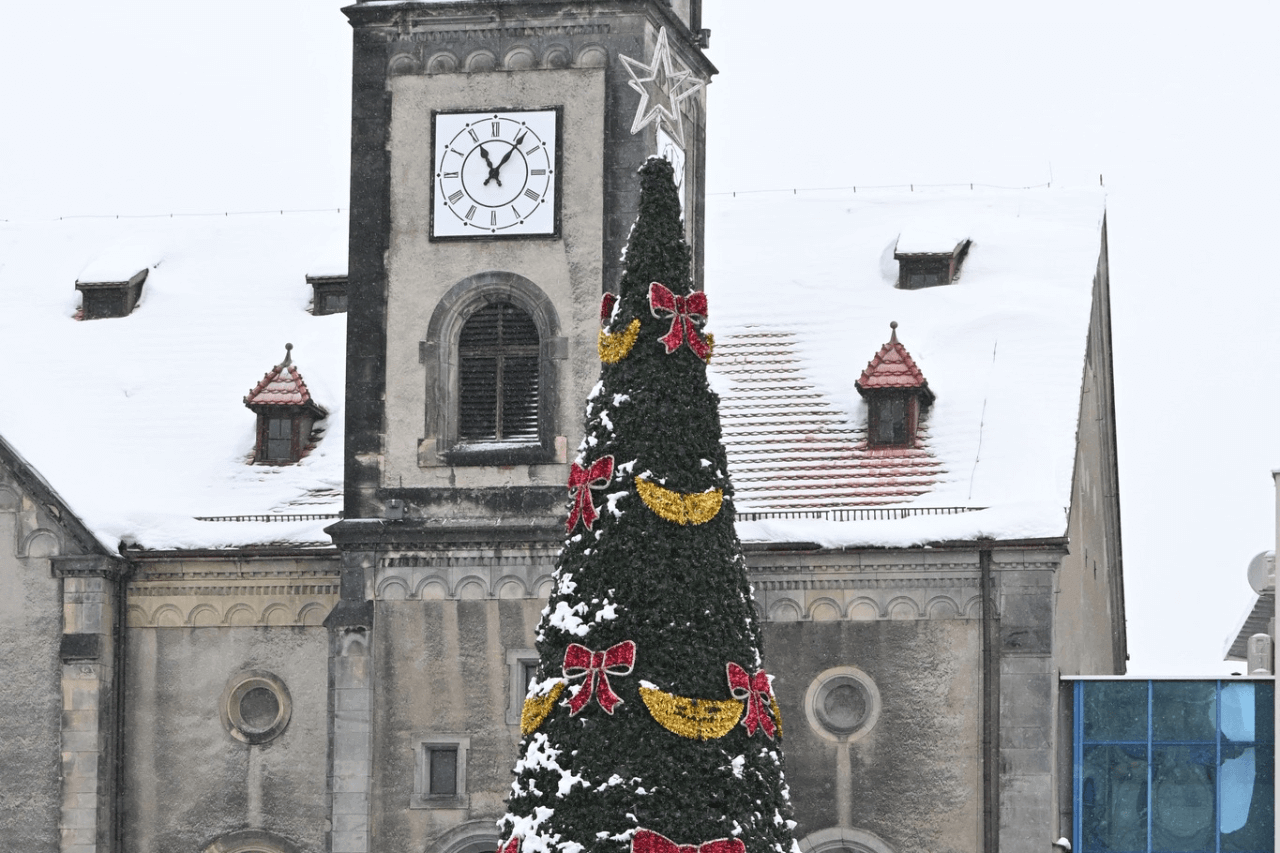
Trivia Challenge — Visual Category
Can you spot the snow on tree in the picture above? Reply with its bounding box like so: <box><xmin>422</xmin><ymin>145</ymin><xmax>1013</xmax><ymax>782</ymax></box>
<box><xmin>499</xmin><ymin>157</ymin><xmax>799</xmax><ymax>853</ymax></box>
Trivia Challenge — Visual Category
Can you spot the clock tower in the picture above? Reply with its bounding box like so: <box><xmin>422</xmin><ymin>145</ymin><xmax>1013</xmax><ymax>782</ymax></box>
<box><xmin>326</xmin><ymin>3</ymin><xmax>714</xmax><ymax>852</ymax></box>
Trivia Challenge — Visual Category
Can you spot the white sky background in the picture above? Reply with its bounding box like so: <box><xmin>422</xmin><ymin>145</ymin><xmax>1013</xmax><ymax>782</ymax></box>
<box><xmin>1</xmin><ymin>0</ymin><xmax>1277</xmax><ymax>675</ymax></box>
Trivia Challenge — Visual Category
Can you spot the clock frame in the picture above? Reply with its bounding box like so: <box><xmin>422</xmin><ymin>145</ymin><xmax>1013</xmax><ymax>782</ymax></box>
<box><xmin>431</xmin><ymin>107</ymin><xmax>561</xmax><ymax>240</ymax></box>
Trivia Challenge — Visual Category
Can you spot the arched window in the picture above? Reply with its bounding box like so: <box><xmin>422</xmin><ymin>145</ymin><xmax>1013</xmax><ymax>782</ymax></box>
<box><xmin>423</xmin><ymin>272</ymin><xmax>567</xmax><ymax>466</ymax></box>
<box><xmin>458</xmin><ymin>302</ymin><xmax>540</xmax><ymax>442</ymax></box>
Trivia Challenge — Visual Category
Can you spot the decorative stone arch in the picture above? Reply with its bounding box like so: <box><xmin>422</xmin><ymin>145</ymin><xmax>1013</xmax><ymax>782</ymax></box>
<box><xmin>768</xmin><ymin>598</ymin><xmax>802</xmax><ymax>623</ymax></box>
<box><xmin>20</xmin><ymin>528</ymin><xmax>60</xmax><ymax>558</ymax></box>
<box><xmin>808</xmin><ymin>597</ymin><xmax>842</xmax><ymax>622</ymax></box>
<box><xmin>503</xmin><ymin>45</ymin><xmax>536</xmax><ymax>70</ymax></box>
<box><xmin>426</xmin><ymin>51</ymin><xmax>458</xmax><ymax>74</ymax></box>
<box><xmin>298</xmin><ymin>602</ymin><xmax>328</xmax><ymax>626</ymax></box>
<box><xmin>153</xmin><ymin>604</ymin><xmax>184</xmax><ymax>627</ymax></box>
<box><xmin>576</xmin><ymin>44</ymin><xmax>608</xmax><ymax>68</ymax></box>
<box><xmin>201</xmin><ymin>828</ymin><xmax>304</xmax><ymax>853</ymax></box>
<box><xmin>798</xmin><ymin>826</ymin><xmax>895</xmax><ymax>853</ymax></box>
<box><xmin>495</xmin><ymin>574</ymin><xmax>530</xmax><ymax>599</ymax></box>
<box><xmin>924</xmin><ymin>595</ymin><xmax>961</xmax><ymax>619</ymax></box>
<box><xmin>455</xmin><ymin>576</ymin><xmax>488</xmax><ymax>600</ymax></box>
<box><xmin>533</xmin><ymin>575</ymin><xmax>555</xmax><ymax>599</ymax></box>
<box><xmin>846</xmin><ymin>597</ymin><xmax>880</xmax><ymax>621</ymax></box>
<box><xmin>428</xmin><ymin>819</ymin><xmax>502</xmax><ymax>853</ymax></box>
<box><xmin>0</xmin><ymin>484</ymin><xmax>19</xmax><ymax>510</ymax></box>
<box><xmin>417</xmin><ymin>576</ymin><xmax>450</xmax><ymax>600</ymax></box>
<box><xmin>885</xmin><ymin>595</ymin><xmax>920</xmax><ymax>620</ymax></box>
<box><xmin>464</xmin><ymin>49</ymin><xmax>497</xmax><ymax>72</ymax></box>
<box><xmin>423</xmin><ymin>271</ymin><xmax>567</xmax><ymax>466</ymax></box>
<box><xmin>378</xmin><ymin>576</ymin><xmax>411</xmax><ymax>600</ymax></box>
<box><xmin>189</xmin><ymin>604</ymin><xmax>220</xmax><ymax>627</ymax></box>
<box><xmin>388</xmin><ymin>52</ymin><xmax>421</xmax><ymax>76</ymax></box>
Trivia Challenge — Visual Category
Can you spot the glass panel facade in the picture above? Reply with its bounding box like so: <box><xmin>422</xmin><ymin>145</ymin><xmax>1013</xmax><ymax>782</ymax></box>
<box><xmin>1075</xmin><ymin>680</ymin><xmax>1274</xmax><ymax>853</ymax></box>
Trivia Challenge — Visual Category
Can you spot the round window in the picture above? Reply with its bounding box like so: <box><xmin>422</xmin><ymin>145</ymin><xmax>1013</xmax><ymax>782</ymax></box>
<box><xmin>222</xmin><ymin>672</ymin><xmax>291</xmax><ymax>745</ymax></box>
<box><xmin>805</xmin><ymin>667</ymin><xmax>881</xmax><ymax>743</ymax></box>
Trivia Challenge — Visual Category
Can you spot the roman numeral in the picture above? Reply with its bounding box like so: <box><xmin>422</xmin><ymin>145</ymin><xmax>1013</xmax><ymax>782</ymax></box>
<box><xmin>467</xmin><ymin>128</ymin><xmax>479</xmax><ymax>143</ymax></box>
<box><xmin>526</xmin><ymin>145</ymin><xmax>542</xmax><ymax>156</ymax></box>
<box><xmin>524</xmin><ymin>189</ymin><xmax>540</xmax><ymax>202</ymax></box>
<box><xmin>491</xmin><ymin>122</ymin><xmax>501</xmax><ymax>137</ymax></box>
<box><xmin>465</xmin><ymin>205</ymin><xmax>476</xmax><ymax>221</ymax></box>
<box><xmin>490</xmin><ymin>211</ymin><xmax>497</xmax><ymax>227</ymax></box>
<box><xmin>448</xmin><ymin>190</ymin><xmax>464</xmax><ymax>204</ymax></box>
<box><xmin>443</xmin><ymin>171</ymin><xmax>458</xmax><ymax>178</ymax></box>
<box><xmin>511</xmin><ymin>205</ymin><xmax>523</xmax><ymax>219</ymax></box>
<box><xmin>529</xmin><ymin>169</ymin><xmax>546</xmax><ymax>176</ymax></box>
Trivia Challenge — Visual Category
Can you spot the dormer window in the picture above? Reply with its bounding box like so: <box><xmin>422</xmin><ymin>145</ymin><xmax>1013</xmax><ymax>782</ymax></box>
<box><xmin>243</xmin><ymin>344</ymin><xmax>328</xmax><ymax>465</ymax></box>
<box><xmin>894</xmin><ymin>233</ymin><xmax>970</xmax><ymax>290</ymax></box>
<box><xmin>307</xmin><ymin>274</ymin><xmax>348</xmax><ymax>316</ymax></box>
<box><xmin>75</xmin><ymin>268</ymin><xmax>147</xmax><ymax>319</ymax></box>
<box><xmin>856</xmin><ymin>322</ymin><xmax>934</xmax><ymax>448</ymax></box>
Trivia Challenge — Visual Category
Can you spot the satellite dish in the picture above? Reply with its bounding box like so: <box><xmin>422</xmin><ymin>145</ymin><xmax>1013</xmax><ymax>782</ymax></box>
<box><xmin>1246</xmin><ymin>550</ymin><xmax>1275</xmax><ymax>594</ymax></box>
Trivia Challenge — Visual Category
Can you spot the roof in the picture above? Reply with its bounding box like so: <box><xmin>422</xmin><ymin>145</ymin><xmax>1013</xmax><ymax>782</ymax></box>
<box><xmin>705</xmin><ymin>187</ymin><xmax>1106</xmax><ymax>548</ymax></box>
<box><xmin>245</xmin><ymin>344</ymin><xmax>327</xmax><ymax>413</ymax></box>
<box><xmin>713</xmin><ymin>329</ymin><xmax>943</xmax><ymax>510</ymax></box>
<box><xmin>0</xmin><ymin>211</ymin><xmax>347</xmax><ymax>551</ymax></box>
<box><xmin>0</xmin><ymin>187</ymin><xmax>1104</xmax><ymax>552</ymax></box>
<box><xmin>855</xmin><ymin>323</ymin><xmax>932</xmax><ymax>394</ymax></box>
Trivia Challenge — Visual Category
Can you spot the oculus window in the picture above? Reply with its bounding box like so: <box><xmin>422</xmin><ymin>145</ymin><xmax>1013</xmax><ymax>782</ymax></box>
<box><xmin>1073</xmin><ymin>679</ymin><xmax>1274</xmax><ymax>852</ymax></box>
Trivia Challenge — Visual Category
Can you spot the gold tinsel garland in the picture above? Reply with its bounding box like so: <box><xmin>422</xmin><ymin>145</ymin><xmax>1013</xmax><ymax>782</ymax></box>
<box><xmin>599</xmin><ymin>319</ymin><xmax>642</xmax><ymax>363</ymax></box>
<box><xmin>769</xmin><ymin>696</ymin><xmax>784</xmax><ymax>738</ymax></box>
<box><xmin>639</xmin><ymin>686</ymin><xmax>744</xmax><ymax>740</ymax></box>
<box><xmin>635</xmin><ymin>477</ymin><xmax>723</xmax><ymax>525</ymax></box>
<box><xmin>520</xmin><ymin>681</ymin><xmax>566</xmax><ymax>735</ymax></box>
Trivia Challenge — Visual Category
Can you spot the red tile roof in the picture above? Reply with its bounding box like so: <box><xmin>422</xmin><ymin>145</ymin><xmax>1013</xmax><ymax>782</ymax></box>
<box><xmin>244</xmin><ymin>344</ymin><xmax>326</xmax><ymax>412</ymax></box>
<box><xmin>856</xmin><ymin>322</ymin><xmax>930</xmax><ymax>392</ymax></box>
<box><xmin>714</xmin><ymin>329</ymin><xmax>944</xmax><ymax>509</ymax></box>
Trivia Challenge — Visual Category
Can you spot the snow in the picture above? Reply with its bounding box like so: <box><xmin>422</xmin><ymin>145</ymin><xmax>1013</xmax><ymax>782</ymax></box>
<box><xmin>706</xmin><ymin>186</ymin><xmax>1105</xmax><ymax>548</ymax></box>
<box><xmin>0</xmin><ymin>211</ymin><xmax>347</xmax><ymax>551</ymax></box>
<box><xmin>0</xmin><ymin>186</ymin><xmax>1102</xmax><ymax>553</ymax></box>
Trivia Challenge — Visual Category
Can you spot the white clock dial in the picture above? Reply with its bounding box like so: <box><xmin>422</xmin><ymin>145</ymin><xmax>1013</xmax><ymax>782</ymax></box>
<box><xmin>432</xmin><ymin>109</ymin><xmax>558</xmax><ymax>238</ymax></box>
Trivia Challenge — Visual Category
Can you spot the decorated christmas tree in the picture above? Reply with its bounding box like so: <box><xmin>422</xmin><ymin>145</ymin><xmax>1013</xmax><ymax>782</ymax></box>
<box><xmin>499</xmin><ymin>158</ymin><xmax>799</xmax><ymax>853</ymax></box>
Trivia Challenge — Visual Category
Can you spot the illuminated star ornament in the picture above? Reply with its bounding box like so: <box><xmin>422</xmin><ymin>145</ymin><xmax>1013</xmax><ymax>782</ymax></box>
<box><xmin>619</xmin><ymin>27</ymin><xmax>704</xmax><ymax>147</ymax></box>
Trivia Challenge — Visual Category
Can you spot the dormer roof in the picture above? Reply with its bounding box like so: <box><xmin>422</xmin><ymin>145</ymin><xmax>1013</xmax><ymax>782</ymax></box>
<box><xmin>856</xmin><ymin>322</ymin><xmax>934</xmax><ymax>403</ymax></box>
<box><xmin>244</xmin><ymin>344</ymin><xmax>328</xmax><ymax>417</ymax></box>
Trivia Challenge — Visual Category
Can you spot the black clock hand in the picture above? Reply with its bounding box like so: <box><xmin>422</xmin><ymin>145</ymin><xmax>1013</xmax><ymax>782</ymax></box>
<box><xmin>494</xmin><ymin>132</ymin><xmax>527</xmax><ymax>175</ymax></box>
<box><xmin>480</xmin><ymin>144</ymin><xmax>502</xmax><ymax>186</ymax></box>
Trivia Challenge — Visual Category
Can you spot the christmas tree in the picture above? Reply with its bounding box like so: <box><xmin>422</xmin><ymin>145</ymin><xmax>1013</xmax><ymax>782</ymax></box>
<box><xmin>498</xmin><ymin>158</ymin><xmax>799</xmax><ymax>853</ymax></box>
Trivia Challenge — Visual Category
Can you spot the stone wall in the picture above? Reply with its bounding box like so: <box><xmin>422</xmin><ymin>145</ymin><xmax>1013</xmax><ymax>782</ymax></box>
<box><xmin>0</xmin><ymin>483</ymin><xmax>63</xmax><ymax>851</ymax></box>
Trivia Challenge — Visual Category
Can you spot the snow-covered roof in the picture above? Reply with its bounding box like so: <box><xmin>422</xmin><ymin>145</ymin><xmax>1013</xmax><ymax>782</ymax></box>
<box><xmin>0</xmin><ymin>187</ymin><xmax>1104</xmax><ymax>552</ymax></box>
<box><xmin>0</xmin><ymin>212</ymin><xmax>347</xmax><ymax>551</ymax></box>
<box><xmin>705</xmin><ymin>187</ymin><xmax>1107</xmax><ymax>548</ymax></box>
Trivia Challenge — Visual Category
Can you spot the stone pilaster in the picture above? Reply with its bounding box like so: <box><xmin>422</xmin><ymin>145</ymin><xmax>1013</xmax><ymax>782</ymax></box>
<box><xmin>325</xmin><ymin>548</ymin><xmax>375</xmax><ymax>853</ymax></box>
<box><xmin>52</xmin><ymin>556</ymin><xmax>126</xmax><ymax>853</ymax></box>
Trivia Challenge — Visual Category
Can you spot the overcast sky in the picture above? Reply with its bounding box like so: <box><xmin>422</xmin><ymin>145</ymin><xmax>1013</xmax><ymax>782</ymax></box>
<box><xmin>2</xmin><ymin>0</ymin><xmax>1277</xmax><ymax>675</ymax></box>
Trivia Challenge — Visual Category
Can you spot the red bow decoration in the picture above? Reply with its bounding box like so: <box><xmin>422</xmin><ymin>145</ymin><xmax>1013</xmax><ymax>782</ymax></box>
<box><xmin>601</xmin><ymin>292</ymin><xmax>618</xmax><ymax>322</ymax></box>
<box><xmin>632</xmin><ymin>829</ymin><xmax>745</xmax><ymax>853</ymax></box>
<box><xmin>496</xmin><ymin>839</ymin><xmax>519</xmax><ymax>853</ymax></box>
<box><xmin>567</xmin><ymin>455</ymin><xmax>615</xmax><ymax>533</ymax></box>
<box><xmin>562</xmin><ymin>640</ymin><xmax>636</xmax><ymax>715</ymax></box>
<box><xmin>727</xmin><ymin>662</ymin><xmax>776</xmax><ymax>739</ymax></box>
<box><xmin>648</xmin><ymin>282</ymin><xmax>710</xmax><ymax>359</ymax></box>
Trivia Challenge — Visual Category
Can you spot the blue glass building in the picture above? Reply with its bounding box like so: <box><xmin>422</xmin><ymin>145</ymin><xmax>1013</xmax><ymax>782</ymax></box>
<box><xmin>1071</xmin><ymin>679</ymin><xmax>1274</xmax><ymax>852</ymax></box>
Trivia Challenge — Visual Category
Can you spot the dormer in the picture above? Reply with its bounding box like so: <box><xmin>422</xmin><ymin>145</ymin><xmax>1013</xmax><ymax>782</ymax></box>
<box><xmin>75</xmin><ymin>268</ymin><xmax>147</xmax><ymax>320</ymax></box>
<box><xmin>243</xmin><ymin>344</ymin><xmax>328</xmax><ymax>465</ymax></box>
<box><xmin>893</xmin><ymin>230</ymin><xmax>970</xmax><ymax>290</ymax></box>
<box><xmin>307</xmin><ymin>274</ymin><xmax>348</xmax><ymax>316</ymax></box>
<box><xmin>855</xmin><ymin>322</ymin><xmax>935</xmax><ymax>448</ymax></box>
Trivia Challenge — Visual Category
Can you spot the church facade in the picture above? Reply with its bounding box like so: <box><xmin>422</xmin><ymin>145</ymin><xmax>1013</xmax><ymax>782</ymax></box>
<box><xmin>0</xmin><ymin>3</ymin><xmax>1125</xmax><ymax>853</ymax></box>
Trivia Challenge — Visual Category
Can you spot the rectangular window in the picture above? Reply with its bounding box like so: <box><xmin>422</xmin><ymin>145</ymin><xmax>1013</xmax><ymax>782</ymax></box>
<box><xmin>266</xmin><ymin>417</ymin><xmax>293</xmax><ymax>461</ymax></box>
<box><xmin>412</xmin><ymin>736</ymin><xmax>469</xmax><ymax>809</ymax></box>
<box><xmin>1073</xmin><ymin>679</ymin><xmax>1274</xmax><ymax>852</ymax></box>
<box><xmin>428</xmin><ymin>747</ymin><xmax>457</xmax><ymax>796</ymax></box>
<box><xmin>869</xmin><ymin>396</ymin><xmax>908</xmax><ymax>446</ymax></box>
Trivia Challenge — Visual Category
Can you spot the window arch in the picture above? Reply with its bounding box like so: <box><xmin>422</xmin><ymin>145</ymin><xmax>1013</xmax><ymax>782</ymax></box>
<box><xmin>423</xmin><ymin>271</ymin><xmax>566</xmax><ymax>466</ymax></box>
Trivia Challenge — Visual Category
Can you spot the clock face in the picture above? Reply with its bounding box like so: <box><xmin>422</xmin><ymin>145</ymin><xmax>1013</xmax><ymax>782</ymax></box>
<box><xmin>432</xmin><ymin>109</ymin><xmax>559</xmax><ymax>238</ymax></box>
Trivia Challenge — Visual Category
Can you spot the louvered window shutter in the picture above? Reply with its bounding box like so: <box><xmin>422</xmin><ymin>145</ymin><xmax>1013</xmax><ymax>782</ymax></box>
<box><xmin>458</xmin><ymin>302</ymin><xmax>540</xmax><ymax>441</ymax></box>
